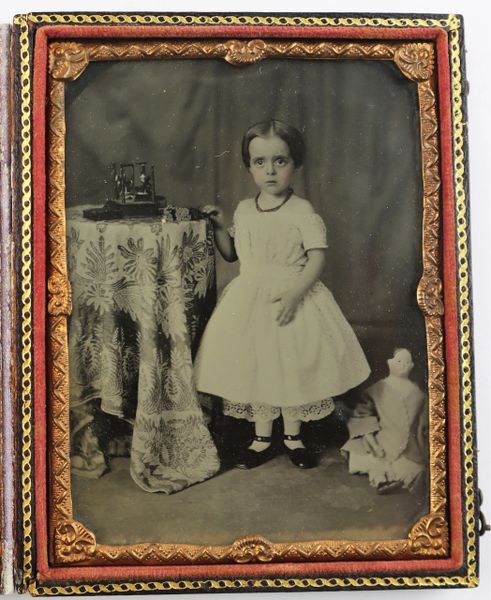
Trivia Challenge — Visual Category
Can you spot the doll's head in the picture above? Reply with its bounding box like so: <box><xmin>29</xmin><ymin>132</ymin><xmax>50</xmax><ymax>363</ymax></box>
<box><xmin>241</xmin><ymin>120</ymin><xmax>304</xmax><ymax>197</ymax></box>
<box><xmin>387</xmin><ymin>348</ymin><xmax>414</xmax><ymax>377</ymax></box>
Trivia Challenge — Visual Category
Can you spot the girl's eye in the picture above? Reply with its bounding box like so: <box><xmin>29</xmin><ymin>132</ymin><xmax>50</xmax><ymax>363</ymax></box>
<box><xmin>254</xmin><ymin>159</ymin><xmax>264</xmax><ymax>166</ymax></box>
<box><xmin>275</xmin><ymin>158</ymin><xmax>287</xmax><ymax>166</ymax></box>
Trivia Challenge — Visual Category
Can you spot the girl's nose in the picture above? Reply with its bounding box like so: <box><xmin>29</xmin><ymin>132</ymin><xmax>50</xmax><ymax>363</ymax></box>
<box><xmin>266</xmin><ymin>161</ymin><xmax>276</xmax><ymax>174</ymax></box>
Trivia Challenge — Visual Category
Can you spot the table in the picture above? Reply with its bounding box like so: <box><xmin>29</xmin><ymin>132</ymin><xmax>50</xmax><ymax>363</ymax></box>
<box><xmin>66</xmin><ymin>206</ymin><xmax>220</xmax><ymax>493</ymax></box>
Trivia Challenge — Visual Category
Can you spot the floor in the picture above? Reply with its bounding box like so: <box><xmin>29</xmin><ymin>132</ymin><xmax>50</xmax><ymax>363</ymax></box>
<box><xmin>72</xmin><ymin>447</ymin><xmax>428</xmax><ymax>546</ymax></box>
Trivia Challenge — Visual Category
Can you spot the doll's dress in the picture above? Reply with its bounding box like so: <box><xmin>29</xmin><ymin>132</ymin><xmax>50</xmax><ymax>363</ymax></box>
<box><xmin>342</xmin><ymin>375</ymin><xmax>426</xmax><ymax>488</ymax></box>
<box><xmin>194</xmin><ymin>201</ymin><xmax>371</xmax><ymax>421</ymax></box>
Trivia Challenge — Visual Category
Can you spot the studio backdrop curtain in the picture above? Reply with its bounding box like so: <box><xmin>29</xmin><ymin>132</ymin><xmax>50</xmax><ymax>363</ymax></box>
<box><xmin>66</xmin><ymin>57</ymin><xmax>426</xmax><ymax>380</ymax></box>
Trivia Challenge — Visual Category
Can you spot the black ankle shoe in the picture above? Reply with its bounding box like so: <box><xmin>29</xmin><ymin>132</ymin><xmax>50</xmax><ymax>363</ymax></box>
<box><xmin>377</xmin><ymin>479</ymin><xmax>404</xmax><ymax>495</ymax></box>
<box><xmin>283</xmin><ymin>434</ymin><xmax>317</xmax><ymax>469</ymax></box>
<box><xmin>235</xmin><ymin>436</ymin><xmax>274</xmax><ymax>470</ymax></box>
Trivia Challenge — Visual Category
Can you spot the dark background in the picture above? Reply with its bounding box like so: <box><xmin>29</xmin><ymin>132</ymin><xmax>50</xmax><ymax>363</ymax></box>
<box><xmin>65</xmin><ymin>57</ymin><xmax>427</xmax><ymax>387</ymax></box>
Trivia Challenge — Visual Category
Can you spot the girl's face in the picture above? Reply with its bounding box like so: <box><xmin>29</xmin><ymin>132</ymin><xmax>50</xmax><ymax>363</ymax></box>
<box><xmin>248</xmin><ymin>135</ymin><xmax>296</xmax><ymax>197</ymax></box>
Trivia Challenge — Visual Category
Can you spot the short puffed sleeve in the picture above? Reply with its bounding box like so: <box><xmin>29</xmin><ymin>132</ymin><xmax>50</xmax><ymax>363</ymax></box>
<box><xmin>298</xmin><ymin>213</ymin><xmax>328</xmax><ymax>251</ymax></box>
<box><xmin>227</xmin><ymin>209</ymin><xmax>238</xmax><ymax>238</ymax></box>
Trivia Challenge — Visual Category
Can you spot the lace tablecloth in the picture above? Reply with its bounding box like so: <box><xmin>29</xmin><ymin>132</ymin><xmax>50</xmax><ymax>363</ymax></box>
<box><xmin>67</xmin><ymin>206</ymin><xmax>220</xmax><ymax>493</ymax></box>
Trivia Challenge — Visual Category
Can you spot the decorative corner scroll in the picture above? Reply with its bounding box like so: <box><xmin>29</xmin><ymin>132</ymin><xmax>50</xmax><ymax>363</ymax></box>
<box><xmin>54</xmin><ymin>520</ymin><xmax>97</xmax><ymax>563</ymax></box>
<box><xmin>223</xmin><ymin>40</ymin><xmax>267</xmax><ymax>65</ymax></box>
<box><xmin>231</xmin><ymin>535</ymin><xmax>277</xmax><ymax>563</ymax></box>
<box><xmin>417</xmin><ymin>274</ymin><xmax>444</xmax><ymax>317</ymax></box>
<box><xmin>408</xmin><ymin>514</ymin><xmax>448</xmax><ymax>555</ymax></box>
<box><xmin>49</xmin><ymin>42</ymin><xmax>90</xmax><ymax>81</ymax></box>
<box><xmin>47</xmin><ymin>274</ymin><xmax>72</xmax><ymax>316</ymax></box>
<box><xmin>394</xmin><ymin>43</ymin><xmax>435</xmax><ymax>81</ymax></box>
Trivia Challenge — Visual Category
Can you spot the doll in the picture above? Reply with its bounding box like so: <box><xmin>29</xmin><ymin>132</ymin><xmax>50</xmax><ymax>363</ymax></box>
<box><xmin>341</xmin><ymin>348</ymin><xmax>426</xmax><ymax>494</ymax></box>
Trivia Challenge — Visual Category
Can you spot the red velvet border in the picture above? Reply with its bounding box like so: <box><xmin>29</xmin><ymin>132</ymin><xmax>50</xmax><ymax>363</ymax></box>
<box><xmin>32</xmin><ymin>18</ymin><xmax>49</xmax><ymax>582</ymax></box>
<box><xmin>32</xmin><ymin>23</ymin><xmax>464</xmax><ymax>584</ymax></box>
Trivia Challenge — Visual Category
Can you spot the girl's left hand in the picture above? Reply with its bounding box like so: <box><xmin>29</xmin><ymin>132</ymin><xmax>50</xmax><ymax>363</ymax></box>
<box><xmin>271</xmin><ymin>288</ymin><xmax>303</xmax><ymax>326</ymax></box>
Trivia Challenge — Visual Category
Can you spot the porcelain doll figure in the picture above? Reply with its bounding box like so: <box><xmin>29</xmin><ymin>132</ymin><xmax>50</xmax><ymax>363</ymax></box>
<box><xmin>341</xmin><ymin>348</ymin><xmax>426</xmax><ymax>494</ymax></box>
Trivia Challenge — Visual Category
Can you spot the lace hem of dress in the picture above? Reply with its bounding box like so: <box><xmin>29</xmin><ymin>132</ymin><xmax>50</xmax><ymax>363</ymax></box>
<box><xmin>222</xmin><ymin>397</ymin><xmax>335</xmax><ymax>423</ymax></box>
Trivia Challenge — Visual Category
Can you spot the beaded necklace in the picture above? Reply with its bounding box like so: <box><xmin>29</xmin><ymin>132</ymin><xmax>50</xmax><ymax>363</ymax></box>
<box><xmin>254</xmin><ymin>188</ymin><xmax>293</xmax><ymax>213</ymax></box>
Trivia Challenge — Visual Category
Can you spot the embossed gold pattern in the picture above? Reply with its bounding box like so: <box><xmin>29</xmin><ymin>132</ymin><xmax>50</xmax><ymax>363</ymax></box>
<box><xmin>394</xmin><ymin>43</ymin><xmax>435</xmax><ymax>81</ymax></box>
<box><xmin>46</xmin><ymin>37</ymin><xmax>448</xmax><ymax>568</ymax></box>
<box><xmin>49</xmin><ymin>39</ymin><xmax>400</xmax><ymax>81</ymax></box>
<box><xmin>408</xmin><ymin>514</ymin><xmax>448</xmax><ymax>555</ymax></box>
<box><xmin>51</xmin><ymin>533</ymin><xmax>445</xmax><ymax>567</ymax></box>
<box><xmin>231</xmin><ymin>536</ymin><xmax>277</xmax><ymax>563</ymax></box>
<box><xmin>47</xmin><ymin>274</ymin><xmax>72</xmax><ymax>316</ymax></box>
<box><xmin>417</xmin><ymin>275</ymin><xmax>444</xmax><ymax>317</ymax></box>
<box><xmin>49</xmin><ymin>42</ymin><xmax>89</xmax><ymax>81</ymax></box>
<box><xmin>414</xmin><ymin>78</ymin><xmax>448</xmax><ymax>523</ymax></box>
<box><xmin>54</xmin><ymin>521</ymin><xmax>97</xmax><ymax>562</ymax></box>
<box><xmin>223</xmin><ymin>40</ymin><xmax>268</xmax><ymax>65</ymax></box>
<box><xmin>13</xmin><ymin>11</ymin><xmax>477</xmax><ymax>594</ymax></box>
<box><xmin>47</xmin><ymin>76</ymin><xmax>74</xmax><ymax>564</ymax></box>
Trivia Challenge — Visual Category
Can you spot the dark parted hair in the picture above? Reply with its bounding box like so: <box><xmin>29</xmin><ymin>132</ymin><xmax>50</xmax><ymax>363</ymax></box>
<box><xmin>241</xmin><ymin>119</ymin><xmax>305</xmax><ymax>168</ymax></box>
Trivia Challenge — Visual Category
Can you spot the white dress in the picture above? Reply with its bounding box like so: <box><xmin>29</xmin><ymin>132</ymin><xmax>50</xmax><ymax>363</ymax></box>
<box><xmin>194</xmin><ymin>201</ymin><xmax>371</xmax><ymax>422</ymax></box>
<box><xmin>341</xmin><ymin>376</ymin><xmax>426</xmax><ymax>489</ymax></box>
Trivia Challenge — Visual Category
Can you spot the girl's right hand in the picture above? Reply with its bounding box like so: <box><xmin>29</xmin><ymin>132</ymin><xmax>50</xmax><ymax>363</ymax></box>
<box><xmin>201</xmin><ymin>204</ymin><xmax>226</xmax><ymax>229</ymax></box>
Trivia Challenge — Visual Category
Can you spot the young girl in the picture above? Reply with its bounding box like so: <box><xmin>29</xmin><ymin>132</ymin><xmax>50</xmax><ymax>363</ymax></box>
<box><xmin>195</xmin><ymin>119</ymin><xmax>370</xmax><ymax>469</ymax></box>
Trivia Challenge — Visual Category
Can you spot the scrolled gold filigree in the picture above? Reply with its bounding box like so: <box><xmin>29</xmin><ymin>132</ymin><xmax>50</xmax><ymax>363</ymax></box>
<box><xmin>417</xmin><ymin>274</ymin><xmax>444</xmax><ymax>317</ymax></box>
<box><xmin>54</xmin><ymin>520</ymin><xmax>97</xmax><ymax>562</ymax></box>
<box><xmin>47</xmin><ymin>274</ymin><xmax>72</xmax><ymax>316</ymax></box>
<box><xmin>394</xmin><ymin>43</ymin><xmax>434</xmax><ymax>81</ymax></box>
<box><xmin>223</xmin><ymin>39</ymin><xmax>267</xmax><ymax>65</ymax></box>
<box><xmin>414</xmin><ymin>76</ymin><xmax>447</xmax><ymax>522</ymax></box>
<box><xmin>47</xmin><ymin>77</ymin><xmax>74</xmax><ymax>545</ymax></box>
<box><xmin>46</xmin><ymin>37</ymin><xmax>448</xmax><ymax>567</ymax></box>
<box><xmin>49</xmin><ymin>42</ymin><xmax>90</xmax><ymax>81</ymax></box>
<box><xmin>409</xmin><ymin>514</ymin><xmax>448</xmax><ymax>555</ymax></box>
<box><xmin>231</xmin><ymin>535</ymin><xmax>276</xmax><ymax>563</ymax></box>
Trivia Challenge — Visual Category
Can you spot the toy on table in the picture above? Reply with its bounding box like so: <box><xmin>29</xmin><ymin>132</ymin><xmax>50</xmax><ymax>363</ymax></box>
<box><xmin>341</xmin><ymin>348</ymin><xmax>427</xmax><ymax>494</ymax></box>
<box><xmin>83</xmin><ymin>162</ymin><xmax>166</xmax><ymax>220</ymax></box>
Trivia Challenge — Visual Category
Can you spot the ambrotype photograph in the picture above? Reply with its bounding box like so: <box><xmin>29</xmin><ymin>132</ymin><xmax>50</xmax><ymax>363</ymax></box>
<box><xmin>60</xmin><ymin>47</ymin><xmax>431</xmax><ymax>549</ymax></box>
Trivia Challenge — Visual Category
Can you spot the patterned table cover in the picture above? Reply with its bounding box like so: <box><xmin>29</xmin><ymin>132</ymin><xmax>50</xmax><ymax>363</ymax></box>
<box><xmin>66</xmin><ymin>206</ymin><xmax>220</xmax><ymax>493</ymax></box>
